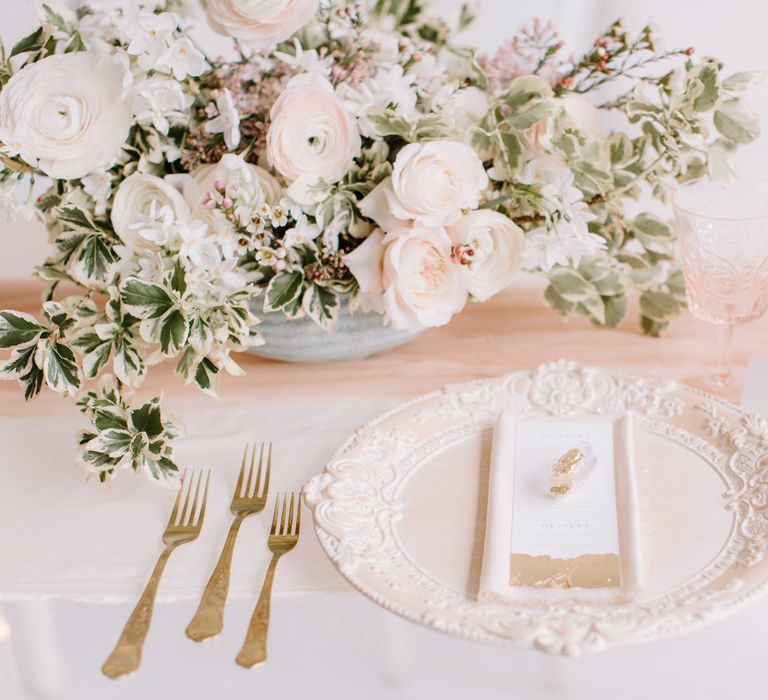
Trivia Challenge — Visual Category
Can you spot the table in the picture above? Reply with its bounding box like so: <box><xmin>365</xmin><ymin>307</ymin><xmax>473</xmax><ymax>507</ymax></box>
<box><xmin>1</xmin><ymin>275</ymin><xmax>767</xmax><ymax>699</ymax></box>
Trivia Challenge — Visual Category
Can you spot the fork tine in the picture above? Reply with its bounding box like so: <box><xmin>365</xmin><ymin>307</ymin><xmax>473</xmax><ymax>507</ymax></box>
<box><xmin>166</xmin><ymin>470</ymin><xmax>186</xmax><ymax>529</ymax></box>
<box><xmin>295</xmin><ymin>495</ymin><xmax>301</xmax><ymax>536</ymax></box>
<box><xmin>253</xmin><ymin>443</ymin><xmax>264</xmax><ymax>497</ymax></box>
<box><xmin>260</xmin><ymin>443</ymin><xmax>272</xmax><ymax>498</ymax></box>
<box><xmin>186</xmin><ymin>469</ymin><xmax>203</xmax><ymax>527</ymax></box>
<box><xmin>195</xmin><ymin>470</ymin><xmax>211</xmax><ymax>529</ymax></box>
<box><xmin>177</xmin><ymin>471</ymin><xmax>195</xmax><ymax>525</ymax></box>
<box><xmin>234</xmin><ymin>444</ymin><xmax>248</xmax><ymax>498</ymax></box>
<box><xmin>287</xmin><ymin>492</ymin><xmax>295</xmax><ymax>535</ymax></box>
<box><xmin>280</xmin><ymin>492</ymin><xmax>288</xmax><ymax>535</ymax></box>
<box><xmin>244</xmin><ymin>444</ymin><xmax>255</xmax><ymax>498</ymax></box>
<box><xmin>270</xmin><ymin>493</ymin><xmax>280</xmax><ymax>535</ymax></box>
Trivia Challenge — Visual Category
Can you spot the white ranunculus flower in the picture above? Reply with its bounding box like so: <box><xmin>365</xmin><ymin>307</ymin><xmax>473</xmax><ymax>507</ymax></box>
<box><xmin>344</xmin><ymin>226</ymin><xmax>469</xmax><ymax>329</ymax></box>
<box><xmin>111</xmin><ymin>173</ymin><xmax>191</xmax><ymax>250</ymax></box>
<box><xmin>185</xmin><ymin>154</ymin><xmax>283</xmax><ymax>224</ymax></box>
<box><xmin>266</xmin><ymin>74</ymin><xmax>361</xmax><ymax>185</ymax></box>
<box><xmin>206</xmin><ymin>0</ymin><xmax>319</xmax><ymax>50</ymax></box>
<box><xmin>362</xmin><ymin>140</ymin><xmax>488</xmax><ymax>229</ymax></box>
<box><xmin>447</xmin><ymin>210</ymin><xmax>525</xmax><ymax>301</ymax></box>
<box><xmin>0</xmin><ymin>52</ymin><xmax>132</xmax><ymax>179</ymax></box>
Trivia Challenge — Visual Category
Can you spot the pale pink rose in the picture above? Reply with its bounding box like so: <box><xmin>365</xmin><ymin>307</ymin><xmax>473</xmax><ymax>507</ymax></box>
<box><xmin>206</xmin><ymin>0</ymin><xmax>319</xmax><ymax>50</ymax></box>
<box><xmin>266</xmin><ymin>74</ymin><xmax>361</xmax><ymax>185</ymax></box>
<box><xmin>361</xmin><ymin>140</ymin><xmax>488</xmax><ymax>229</ymax></box>
<box><xmin>345</xmin><ymin>226</ymin><xmax>468</xmax><ymax>329</ymax></box>
<box><xmin>447</xmin><ymin>210</ymin><xmax>524</xmax><ymax>301</ymax></box>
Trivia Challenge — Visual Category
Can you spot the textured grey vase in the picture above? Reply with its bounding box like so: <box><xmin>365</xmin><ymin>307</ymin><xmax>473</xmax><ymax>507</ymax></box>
<box><xmin>248</xmin><ymin>304</ymin><xmax>422</xmax><ymax>362</ymax></box>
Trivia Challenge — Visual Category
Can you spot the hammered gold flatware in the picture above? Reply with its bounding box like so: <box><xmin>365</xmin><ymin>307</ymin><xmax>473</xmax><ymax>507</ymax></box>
<box><xmin>235</xmin><ymin>492</ymin><xmax>300</xmax><ymax>668</ymax></box>
<box><xmin>186</xmin><ymin>443</ymin><xmax>272</xmax><ymax>642</ymax></box>
<box><xmin>102</xmin><ymin>469</ymin><xmax>210</xmax><ymax>679</ymax></box>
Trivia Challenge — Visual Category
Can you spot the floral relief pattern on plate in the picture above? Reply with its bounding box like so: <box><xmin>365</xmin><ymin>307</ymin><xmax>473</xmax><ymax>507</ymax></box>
<box><xmin>304</xmin><ymin>361</ymin><xmax>768</xmax><ymax>655</ymax></box>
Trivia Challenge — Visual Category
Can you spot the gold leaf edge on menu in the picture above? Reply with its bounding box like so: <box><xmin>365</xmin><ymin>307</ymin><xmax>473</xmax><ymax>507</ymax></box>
<box><xmin>509</xmin><ymin>553</ymin><xmax>621</xmax><ymax>589</ymax></box>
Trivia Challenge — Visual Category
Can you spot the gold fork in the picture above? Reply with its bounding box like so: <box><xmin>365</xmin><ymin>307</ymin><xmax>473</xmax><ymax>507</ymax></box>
<box><xmin>236</xmin><ymin>492</ymin><xmax>300</xmax><ymax>668</ymax></box>
<box><xmin>186</xmin><ymin>443</ymin><xmax>272</xmax><ymax>642</ymax></box>
<box><xmin>102</xmin><ymin>469</ymin><xmax>210</xmax><ymax>679</ymax></box>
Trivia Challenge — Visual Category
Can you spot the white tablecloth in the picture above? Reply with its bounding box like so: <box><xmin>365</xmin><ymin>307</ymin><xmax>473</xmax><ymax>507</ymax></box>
<box><xmin>0</xmin><ymin>399</ymin><xmax>399</xmax><ymax>602</ymax></box>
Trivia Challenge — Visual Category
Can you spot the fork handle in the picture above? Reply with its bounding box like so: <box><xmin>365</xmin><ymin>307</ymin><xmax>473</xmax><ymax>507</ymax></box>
<box><xmin>102</xmin><ymin>547</ymin><xmax>172</xmax><ymax>679</ymax></box>
<box><xmin>186</xmin><ymin>516</ymin><xmax>244</xmax><ymax>642</ymax></box>
<box><xmin>235</xmin><ymin>552</ymin><xmax>280</xmax><ymax>668</ymax></box>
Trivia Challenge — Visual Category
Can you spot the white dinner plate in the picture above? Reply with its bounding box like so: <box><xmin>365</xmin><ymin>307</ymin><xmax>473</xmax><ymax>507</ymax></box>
<box><xmin>304</xmin><ymin>360</ymin><xmax>768</xmax><ymax>655</ymax></box>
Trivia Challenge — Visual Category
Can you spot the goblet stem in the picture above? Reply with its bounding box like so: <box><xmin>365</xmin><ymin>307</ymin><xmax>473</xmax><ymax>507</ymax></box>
<box><xmin>716</xmin><ymin>322</ymin><xmax>734</xmax><ymax>387</ymax></box>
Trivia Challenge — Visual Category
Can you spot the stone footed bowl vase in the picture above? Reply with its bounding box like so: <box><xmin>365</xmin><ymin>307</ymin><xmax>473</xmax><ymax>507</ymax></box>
<box><xmin>247</xmin><ymin>303</ymin><xmax>422</xmax><ymax>363</ymax></box>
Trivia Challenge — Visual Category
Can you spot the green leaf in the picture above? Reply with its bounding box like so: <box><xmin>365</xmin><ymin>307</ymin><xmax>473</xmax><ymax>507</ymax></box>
<box><xmin>499</xmin><ymin>132</ymin><xmax>523</xmax><ymax>174</ymax></box>
<box><xmin>634</xmin><ymin>213</ymin><xmax>673</xmax><ymax>238</ymax></box>
<box><xmin>159</xmin><ymin>309</ymin><xmax>189</xmax><ymax>356</ymax></box>
<box><xmin>692</xmin><ymin>64</ymin><xmax>719</xmax><ymax>112</ymax></box>
<box><xmin>113</xmin><ymin>337</ymin><xmax>145</xmax><ymax>387</ymax></box>
<box><xmin>64</xmin><ymin>32</ymin><xmax>86</xmax><ymax>53</ymax></box>
<box><xmin>501</xmin><ymin>75</ymin><xmax>555</xmax><ymax>130</ymax></box>
<box><xmin>9</xmin><ymin>26</ymin><xmax>44</xmax><ymax>58</ymax></box>
<box><xmin>72</xmin><ymin>331</ymin><xmax>113</xmax><ymax>379</ymax></box>
<box><xmin>170</xmin><ymin>259</ymin><xmax>187</xmax><ymax>295</ymax></box>
<box><xmin>57</xmin><ymin>207</ymin><xmax>97</xmax><ymax>231</ymax></box>
<box><xmin>131</xmin><ymin>402</ymin><xmax>163</xmax><ymax>438</ymax></box>
<box><xmin>602</xmin><ymin>294</ymin><xmax>628</xmax><ymax>327</ymax></box>
<box><xmin>0</xmin><ymin>311</ymin><xmax>44</xmax><ymax>348</ymax></box>
<box><xmin>264</xmin><ymin>271</ymin><xmax>303</xmax><ymax>312</ymax></box>
<box><xmin>303</xmin><ymin>284</ymin><xmax>340</xmax><ymax>331</ymax></box>
<box><xmin>722</xmin><ymin>71</ymin><xmax>768</xmax><ymax>91</ymax></box>
<box><xmin>76</xmin><ymin>234</ymin><xmax>115</xmax><ymax>283</ymax></box>
<box><xmin>714</xmin><ymin>99</ymin><xmax>761</xmax><ymax>144</ymax></box>
<box><xmin>42</xmin><ymin>3</ymin><xmax>70</xmax><ymax>31</ymax></box>
<box><xmin>122</xmin><ymin>278</ymin><xmax>174</xmax><ymax>319</ymax></box>
<box><xmin>44</xmin><ymin>342</ymin><xmax>81</xmax><ymax>394</ymax></box>
<box><xmin>608</xmin><ymin>133</ymin><xmax>633</xmax><ymax>165</ymax></box>
<box><xmin>366</xmin><ymin>108</ymin><xmax>412</xmax><ymax>140</ymax></box>
<box><xmin>194</xmin><ymin>358</ymin><xmax>219</xmax><ymax>396</ymax></box>
<box><xmin>548</xmin><ymin>268</ymin><xmax>594</xmax><ymax>303</ymax></box>
<box><xmin>639</xmin><ymin>291</ymin><xmax>680</xmax><ymax>323</ymax></box>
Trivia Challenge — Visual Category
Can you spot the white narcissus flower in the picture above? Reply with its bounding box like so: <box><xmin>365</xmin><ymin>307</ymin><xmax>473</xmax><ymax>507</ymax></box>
<box><xmin>158</xmin><ymin>37</ymin><xmax>206</xmax><ymax>80</ymax></box>
<box><xmin>206</xmin><ymin>0</ymin><xmax>319</xmax><ymax>50</ymax></box>
<box><xmin>132</xmin><ymin>77</ymin><xmax>194</xmax><ymax>135</ymax></box>
<box><xmin>447</xmin><ymin>210</ymin><xmax>525</xmax><ymax>301</ymax></box>
<box><xmin>111</xmin><ymin>173</ymin><xmax>192</xmax><ymax>250</ymax></box>
<box><xmin>283</xmin><ymin>216</ymin><xmax>321</xmax><ymax>248</ymax></box>
<box><xmin>361</xmin><ymin>140</ymin><xmax>488</xmax><ymax>229</ymax></box>
<box><xmin>126</xmin><ymin>12</ymin><xmax>178</xmax><ymax>58</ymax></box>
<box><xmin>204</xmin><ymin>89</ymin><xmax>241</xmax><ymax>150</ymax></box>
<box><xmin>266</xmin><ymin>74</ymin><xmax>361</xmax><ymax>185</ymax></box>
<box><xmin>344</xmin><ymin>226</ymin><xmax>468</xmax><ymax>329</ymax></box>
<box><xmin>0</xmin><ymin>53</ymin><xmax>132</xmax><ymax>179</ymax></box>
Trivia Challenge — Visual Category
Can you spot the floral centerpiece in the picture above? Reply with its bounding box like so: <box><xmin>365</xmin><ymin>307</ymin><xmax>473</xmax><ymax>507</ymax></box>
<box><xmin>0</xmin><ymin>0</ymin><xmax>762</xmax><ymax>484</ymax></box>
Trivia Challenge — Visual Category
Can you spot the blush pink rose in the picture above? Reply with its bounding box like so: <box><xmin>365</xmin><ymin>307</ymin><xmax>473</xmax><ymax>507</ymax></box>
<box><xmin>344</xmin><ymin>226</ymin><xmax>468</xmax><ymax>329</ymax></box>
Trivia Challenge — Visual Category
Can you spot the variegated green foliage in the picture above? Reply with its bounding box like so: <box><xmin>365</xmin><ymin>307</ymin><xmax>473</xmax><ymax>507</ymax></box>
<box><xmin>76</xmin><ymin>376</ymin><xmax>182</xmax><ymax>483</ymax></box>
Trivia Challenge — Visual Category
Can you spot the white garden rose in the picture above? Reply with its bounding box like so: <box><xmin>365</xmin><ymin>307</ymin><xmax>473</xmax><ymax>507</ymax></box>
<box><xmin>111</xmin><ymin>173</ymin><xmax>191</xmax><ymax>251</ymax></box>
<box><xmin>344</xmin><ymin>226</ymin><xmax>468</xmax><ymax>329</ymax></box>
<box><xmin>447</xmin><ymin>210</ymin><xmax>525</xmax><ymax>301</ymax></box>
<box><xmin>266</xmin><ymin>74</ymin><xmax>361</xmax><ymax>186</ymax></box>
<box><xmin>206</xmin><ymin>0</ymin><xmax>319</xmax><ymax>50</ymax></box>
<box><xmin>0</xmin><ymin>53</ymin><xmax>132</xmax><ymax>180</ymax></box>
<box><xmin>362</xmin><ymin>140</ymin><xmax>488</xmax><ymax>229</ymax></box>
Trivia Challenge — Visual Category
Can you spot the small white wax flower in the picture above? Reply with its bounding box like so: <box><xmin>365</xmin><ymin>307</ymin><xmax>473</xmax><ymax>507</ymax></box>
<box><xmin>283</xmin><ymin>216</ymin><xmax>321</xmax><ymax>248</ymax></box>
<box><xmin>126</xmin><ymin>12</ymin><xmax>178</xmax><ymax>58</ymax></box>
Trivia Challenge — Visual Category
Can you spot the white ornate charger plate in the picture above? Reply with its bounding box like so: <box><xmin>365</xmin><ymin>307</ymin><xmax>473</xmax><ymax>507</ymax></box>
<box><xmin>304</xmin><ymin>361</ymin><xmax>768</xmax><ymax>656</ymax></box>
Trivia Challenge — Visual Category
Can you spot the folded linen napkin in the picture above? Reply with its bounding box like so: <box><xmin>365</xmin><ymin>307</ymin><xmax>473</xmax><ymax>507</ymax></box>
<box><xmin>479</xmin><ymin>411</ymin><xmax>644</xmax><ymax>604</ymax></box>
